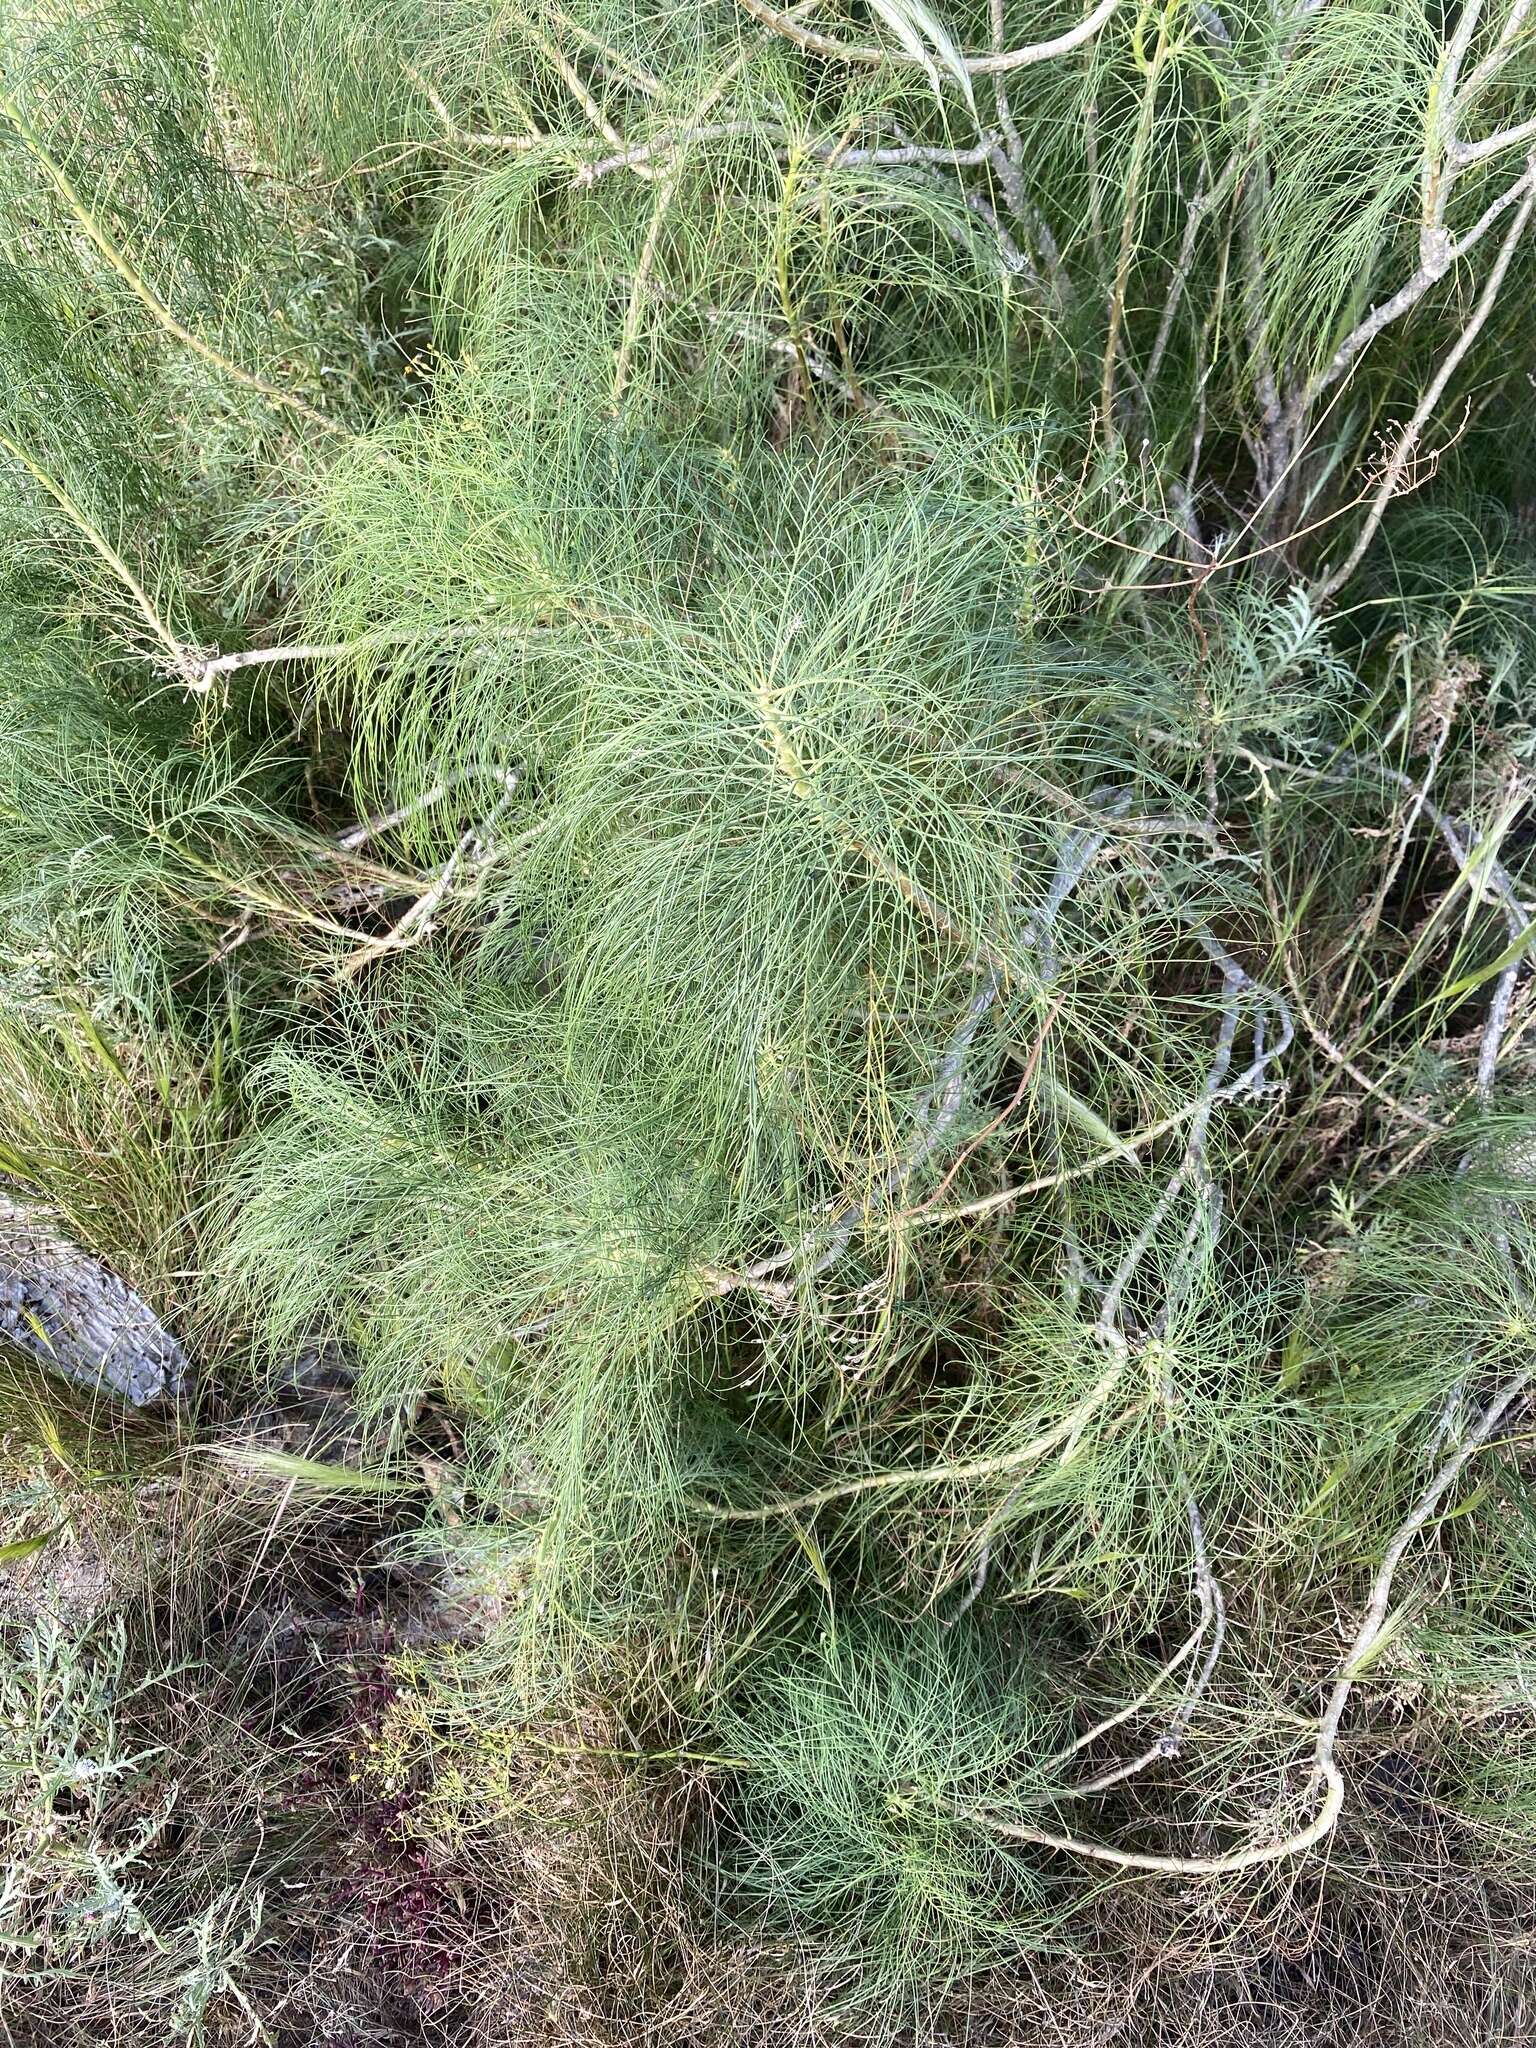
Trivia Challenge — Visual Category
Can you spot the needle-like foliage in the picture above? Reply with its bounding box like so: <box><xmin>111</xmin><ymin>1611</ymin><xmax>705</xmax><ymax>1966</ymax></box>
<box><xmin>3</xmin><ymin>1</ymin><xmax>1536</xmax><ymax>2042</ymax></box>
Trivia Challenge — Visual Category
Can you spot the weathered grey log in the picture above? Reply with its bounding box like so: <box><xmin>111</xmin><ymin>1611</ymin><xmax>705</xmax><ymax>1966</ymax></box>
<box><xmin>0</xmin><ymin>1193</ymin><xmax>187</xmax><ymax>1406</ymax></box>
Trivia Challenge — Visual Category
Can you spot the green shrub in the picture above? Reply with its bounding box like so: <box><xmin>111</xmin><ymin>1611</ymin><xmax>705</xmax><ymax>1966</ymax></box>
<box><xmin>3</xmin><ymin>0</ymin><xmax>1536</xmax><ymax>2039</ymax></box>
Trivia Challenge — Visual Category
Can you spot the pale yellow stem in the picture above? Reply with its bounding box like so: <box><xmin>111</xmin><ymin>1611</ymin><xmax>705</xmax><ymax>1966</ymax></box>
<box><xmin>1</xmin><ymin>88</ymin><xmax>342</xmax><ymax>437</ymax></box>
<box><xmin>0</xmin><ymin>429</ymin><xmax>185</xmax><ymax>664</ymax></box>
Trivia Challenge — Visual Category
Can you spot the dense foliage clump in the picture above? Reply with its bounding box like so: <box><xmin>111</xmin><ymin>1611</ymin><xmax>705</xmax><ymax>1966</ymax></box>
<box><xmin>2</xmin><ymin>0</ymin><xmax>1536</xmax><ymax>2040</ymax></box>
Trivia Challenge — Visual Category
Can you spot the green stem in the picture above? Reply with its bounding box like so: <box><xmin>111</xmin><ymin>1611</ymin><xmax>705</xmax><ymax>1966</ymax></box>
<box><xmin>0</xmin><ymin>429</ymin><xmax>185</xmax><ymax>663</ymax></box>
<box><xmin>0</xmin><ymin>86</ymin><xmax>343</xmax><ymax>438</ymax></box>
<box><xmin>1099</xmin><ymin>1</ymin><xmax>1178</xmax><ymax>434</ymax></box>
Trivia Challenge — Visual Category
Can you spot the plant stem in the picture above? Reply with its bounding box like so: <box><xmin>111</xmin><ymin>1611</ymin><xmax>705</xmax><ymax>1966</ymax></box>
<box><xmin>0</xmin><ymin>430</ymin><xmax>185</xmax><ymax>664</ymax></box>
<box><xmin>0</xmin><ymin>87</ymin><xmax>343</xmax><ymax>438</ymax></box>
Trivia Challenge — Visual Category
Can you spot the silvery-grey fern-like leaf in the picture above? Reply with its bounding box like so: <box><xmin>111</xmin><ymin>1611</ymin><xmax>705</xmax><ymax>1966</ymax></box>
<box><xmin>865</xmin><ymin>0</ymin><xmax>977</xmax><ymax>112</ymax></box>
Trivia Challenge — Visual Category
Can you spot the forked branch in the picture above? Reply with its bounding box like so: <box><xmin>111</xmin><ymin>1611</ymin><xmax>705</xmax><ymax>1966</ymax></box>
<box><xmin>733</xmin><ymin>0</ymin><xmax>1121</xmax><ymax>75</ymax></box>
<box><xmin>959</xmin><ymin>1367</ymin><xmax>1530</xmax><ymax>1876</ymax></box>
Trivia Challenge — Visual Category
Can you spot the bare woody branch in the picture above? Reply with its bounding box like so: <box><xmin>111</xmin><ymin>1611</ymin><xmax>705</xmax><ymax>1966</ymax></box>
<box><xmin>732</xmin><ymin>0</ymin><xmax>1122</xmax><ymax>75</ymax></box>
<box><xmin>1314</xmin><ymin>170</ymin><xmax>1536</xmax><ymax>599</ymax></box>
<box><xmin>961</xmin><ymin>1370</ymin><xmax>1528</xmax><ymax>1876</ymax></box>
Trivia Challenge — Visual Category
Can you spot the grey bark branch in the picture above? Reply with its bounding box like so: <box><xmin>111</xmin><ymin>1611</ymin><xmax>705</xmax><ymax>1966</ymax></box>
<box><xmin>1314</xmin><ymin>173</ymin><xmax>1536</xmax><ymax>601</ymax></box>
<box><xmin>732</xmin><ymin>0</ymin><xmax>1122</xmax><ymax>76</ymax></box>
<box><xmin>0</xmin><ymin>1194</ymin><xmax>187</xmax><ymax>1406</ymax></box>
